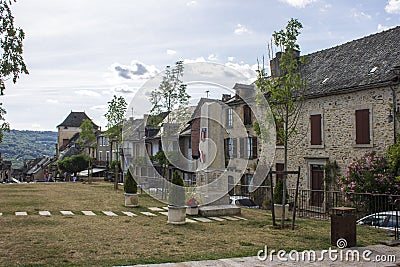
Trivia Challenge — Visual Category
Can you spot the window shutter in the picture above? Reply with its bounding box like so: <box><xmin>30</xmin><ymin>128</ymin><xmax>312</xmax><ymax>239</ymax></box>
<box><xmin>310</xmin><ymin>114</ymin><xmax>322</xmax><ymax>145</ymax></box>
<box><xmin>243</xmin><ymin>105</ymin><xmax>252</xmax><ymax>125</ymax></box>
<box><xmin>252</xmin><ymin>137</ymin><xmax>258</xmax><ymax>159</ymax></box>
<box><xmin>224</xmin><ymin>138</ymin><xmax>229</xmax><ymax>159</ymax></box>
<box><xmin>239</xmin><ymin>138</ymin><xmax>245</xmax><ymax>158</ymax></box>
<box><xmin>355</xmin><ymin>109</ymin><xmax>370</xmax><ymax>144</ymax></box>
<box><xmin>232</xmin><ymin>138</ymin><xmax>237</xmax><ymax>158</ymax></box>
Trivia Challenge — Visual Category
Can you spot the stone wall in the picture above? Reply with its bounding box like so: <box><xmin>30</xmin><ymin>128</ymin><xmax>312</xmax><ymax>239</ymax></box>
<box><xmin>274</xmin><ymin>85</ymin><xmax>398</xmax><ymax>189</ymax></box>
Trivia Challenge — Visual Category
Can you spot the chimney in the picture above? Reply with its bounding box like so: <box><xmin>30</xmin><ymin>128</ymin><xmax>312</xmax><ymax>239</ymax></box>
<box><xmin>270</xmin><ymin>50</ymin><xmax>300</xmax><ymax>78</ymax></box>
<box><xmin>221</xmin><ymin>94</ymin><xmax>231</xmax><ymax>102</ymax></box>
<box><xmin>270</xmin><ymin>52</ymin><xmax>282</xmax><ymax>78</ymax></box>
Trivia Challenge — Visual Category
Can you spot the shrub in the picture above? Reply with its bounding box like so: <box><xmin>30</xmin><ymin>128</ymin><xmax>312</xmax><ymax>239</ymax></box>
<box><xmin>124</xmin><ymin>169</ymin><xmax>137</xmax><ymax>194</ymax></box>
<box><xmin>58</xmin><ymin>154</ymin><xmax>89</xmax><ymax>174</ymax></box>
<box><xmin>338</xmin><ymin>151</ymin><xmax>400</xmax><ymax>196</ymax></box>
<box><xmin>273</xmin><ymin>178</ymin><xmax>288</xmax><ymax>205</ymax></box>
<box><xmin>169</xmin><ymin>171</ymin><xmax>185</xmax><ymax>206</ymax></box>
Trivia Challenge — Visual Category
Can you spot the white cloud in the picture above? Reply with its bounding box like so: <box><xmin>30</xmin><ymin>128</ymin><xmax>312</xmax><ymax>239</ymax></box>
<box><xmin>228</xmin><ymin>57</ymin><xmax>235</xmax><ymax>62</ymax></box>
<box><xmin>385</xmin><ymin>0</ymin><xmax>400</xmax><ymax>14</ymax></box>
<box><xmin>109</xmin><ymin>60</ymin><xmax>160</xmax><ymax>81</ymax></box>
<box><xmin>75</xmin><ymin>90</ymin><xmax>102</xmax><ymax>97</ymax></box>
<box><xmin>377</xmin><ymin>24</ymin><xmax>395</xmax><ymax>31</ymax></box>
<box><xmin>278</xmin><ymin>0</ymin><xmax>317</xmax><ymax>8</ymax></box>
<box><xmin>46</xmin><ymin>99</ymin><xmax>59</xmax><ymax>104</ymax></box>
<box><xmin>352</xmin><ymin>10</ymin><xmax>372</xmax><ymax>20</ymax></box>
<box><xmin>166</xmin><ymin>49</ymin><xmax>177</xmax><ymax>55</ymax></box>
<box><xmin>320</xmin><ymin>4</ymin><xmax>332</xmax><ymax>12</ymax></box>
<box><xmin>234</xmin><ymin>24</ymin><xmax>250</xmax><ymax>35</ymax></box>
<box><xmin>208</xmin><ymin>54</ymin><xmax>218</xmax><ymax>61</ymax></box>
<box><xmin>186</xmin><ymin>1</ymin><xmax>198</xmax><ymax>6</ymax></box>
<box><xmin>90</xmin><ymin>104</ymin><xmax>108</xmax><ymax>111</ymax></box>
<box><xmin>224</xmin><ymin>62</ymin><xmax>259</xmax><ymax>82</ymax></box>
<box><xmin>183</xmin><ymin>57</ymin><xmax>207</xmax><ymax>64</ymax></box>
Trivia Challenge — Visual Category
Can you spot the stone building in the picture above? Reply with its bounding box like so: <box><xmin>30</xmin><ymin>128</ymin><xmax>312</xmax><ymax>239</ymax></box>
<box><xmin>56</xmin><ymin>111</ymin><xmax>99</xmax><ymax>156</ymax></box>
<box><xmin>271</xmin><ymin>26</ymin><xmax>400</xmax><ymax>200</ymax></box>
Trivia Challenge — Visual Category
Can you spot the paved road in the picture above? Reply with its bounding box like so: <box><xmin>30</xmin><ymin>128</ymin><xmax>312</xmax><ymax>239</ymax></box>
<box><xmin>133</xmin><ymin>245</ymin><xmax>400</xmax><ymax>267</ymax></box>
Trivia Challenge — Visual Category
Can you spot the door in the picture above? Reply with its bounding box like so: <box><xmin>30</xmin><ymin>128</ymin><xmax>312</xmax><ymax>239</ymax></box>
<box><xmin>311</xmin><ymin>164</ymin><xmax>324</xmax><ymax>207</ymax></box>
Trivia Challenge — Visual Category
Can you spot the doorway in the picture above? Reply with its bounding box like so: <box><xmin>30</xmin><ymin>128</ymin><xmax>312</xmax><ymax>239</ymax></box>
<box><xmin>311</xmin><ymin>164</ymin><xmax>324</xmax><ymax>207</ymax></box>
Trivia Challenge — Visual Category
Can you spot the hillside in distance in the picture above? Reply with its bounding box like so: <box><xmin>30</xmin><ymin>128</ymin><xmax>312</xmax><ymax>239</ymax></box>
<box><xmin>0</xmin><ymin>130</ymin><xmax>57</xmax><ymax>169</ymax></box>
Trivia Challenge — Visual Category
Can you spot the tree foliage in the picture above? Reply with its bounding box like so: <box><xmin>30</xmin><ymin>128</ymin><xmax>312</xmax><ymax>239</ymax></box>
<box><xmin>256</xmin><ymin>18</ymin><xmax>305</xmax><ymax>228</ymax></box>
<box><xmin>104</xmin><ymin>95</ymin><xmax>127</xmax><ymax>141</ymax></box>
<box><xmin>57</xmin><ymin>154</ymin><xmax>89</xmax><ymax>174</ymax></box>
<box><xmin>273</xmin><ymin>178</ymin><xmax>288</xmax><ymax>205</ymax></box>
<box><xmin>0</xmin><ymin>0</ymin><xmax>29</xmax><ymax>143</ymax></box>
<box><xmin>256</xmin><ymin>18</ymin><xmax>305</xmax><ymax>150</ymax></box>
<box><xmin>78</xmin><ymin>119</ymin><xmax>96</xmax><ymax>148</ymax></box>
<box><xmin>124</xmin><ymin>169</ymin><xmax>137</xmax><ymax>194</ymax></box>
<box><xmin>149</xmin><ymin>61</ymin><xmax>190</xmax><ymax>117</ymax></box>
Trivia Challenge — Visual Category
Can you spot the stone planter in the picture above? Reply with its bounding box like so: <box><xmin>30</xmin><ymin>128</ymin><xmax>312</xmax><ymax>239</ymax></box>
<box><xmin>274</xmin><ymin>204</ymin><xmax>289</xmax><ymax>220</ymax></box>
<box><xmin>168</xmin><ymin>205</ymin><xmax>186</xmax><ymax>224</ymax></box>
<box><xmin>124</xmin><ymin>193</ymin><xmax>138</xmax><ymax>207</ymax></box>
<box><xmin>186</xmin><ymin>206</ymin><xmax>199</xmax><ymax>215</ymax></box>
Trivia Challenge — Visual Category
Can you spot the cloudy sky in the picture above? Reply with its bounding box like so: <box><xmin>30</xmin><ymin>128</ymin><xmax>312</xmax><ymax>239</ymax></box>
<box><xmin>2</xmin><ymin>0</ymin><xmax>400</xmax><ymax>131</ymax></box>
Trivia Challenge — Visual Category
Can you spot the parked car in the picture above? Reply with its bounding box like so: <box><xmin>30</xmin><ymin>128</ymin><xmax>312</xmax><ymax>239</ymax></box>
<box><xmin>230</xmin><ymin>196</ymin><xmax>259</xmax><ymax>209</ymax></box>
<box><xmin>357</xmin><ymin>211</ymin><xmax>400</xmax><ymax>231</ymax></box>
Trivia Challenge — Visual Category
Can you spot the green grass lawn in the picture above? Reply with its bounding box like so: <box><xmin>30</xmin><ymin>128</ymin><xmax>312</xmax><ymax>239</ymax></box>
<box><xmin>0</xmin><ymin>182</ymin><xmax>391</xmax><ymax>267</ymax></box>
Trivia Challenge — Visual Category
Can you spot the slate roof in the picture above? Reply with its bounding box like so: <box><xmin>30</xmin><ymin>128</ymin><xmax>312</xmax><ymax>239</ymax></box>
<box><xmin>57</xmin><ymin>111</ymin><xmax>99</xmax><ymax>129</ymax></box>
<box><xmin>191</xmin><ymin>98</ymin><xmax>223</xmax><ymax>121</ymax></box>
<box><xmin>300</xmin><ymin>26</ymin><xmax>400</xmax><ymax>97</ymax></box>
<box><xmin>27</xmin><ymin>156</ymin><xmax>51</xmax><ymax>175</ymax></box>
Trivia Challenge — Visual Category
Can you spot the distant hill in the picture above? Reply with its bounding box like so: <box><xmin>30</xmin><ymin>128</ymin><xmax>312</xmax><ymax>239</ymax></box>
<box><xmin>0</xmin><ymin>130</ymin><xmax>57</xmax><ymax>169</ymax></box>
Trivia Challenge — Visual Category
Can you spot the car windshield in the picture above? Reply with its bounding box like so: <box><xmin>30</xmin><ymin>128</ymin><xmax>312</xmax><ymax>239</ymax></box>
<box><xmin>236</xmin><ymin>198</ymin><xmax>256</xmax><ymax>206</ymax></box>
<box><xmin>361</xmin><ymin>215</ymin><xmax>387</xmax><ymax>227</ymax></box>
<box><xmin>386</xmin><ymin>215</ymin><xmax>400</xmax><ymax>228</ymax></box>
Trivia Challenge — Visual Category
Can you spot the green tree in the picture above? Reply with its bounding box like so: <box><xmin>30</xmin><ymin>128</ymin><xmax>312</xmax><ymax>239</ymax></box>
<box><xmin>78</xmin><ymin>119</ymin><xmax>96</xmax><ymax>149</ymax></box>
<box><xmin>58</xmin><ymin>154</ymin><xmax>89</xmax><ymax>175</ymax></box>
<box><xmin>105</xmin><ymin>95</ymin><xmax>127</xmax><ymax>141</ymax></box>
<box><xmin>256</xmin><ymin>18</ymin><xmax>306</xmax><ymax>228</ymax></box>
<box><xmin>0</xmin><ymin>0</ymin><xmax>29</xmax><ymax>143</ymax></box>
<box><xmin>149</xmin><ymin>61</ymin><xmax>190</xmax><ymax>119</ymax></box>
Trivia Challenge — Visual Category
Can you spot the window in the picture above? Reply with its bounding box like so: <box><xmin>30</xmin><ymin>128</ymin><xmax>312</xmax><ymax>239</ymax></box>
<box><xmin>226</xmin><ymin>108</ymin><xmax>233</xmax><ymax>127</ymax></box>
<box><xmin>247</xmin><ymin>137</ymin><xmax>252</xmax><ymax>159</ymax></box>
<box><xmin>224</xmin><ymin>138</ymin><xmax>234</xmax><ymax>159</ymax></box>
<box><xmin>99</xmin><ymin>151</ymin><xmax>103</xmax><ymax>161</ymax></box>
<box><xmin>243</xmin><ymin>105</ymin><xmax>252</xmax><ymax>125</ymax></box>
<box><xmin>232</xmin><ymin>138</ymin><xmax>237</xmax><ymax>158</ymax></box>
<box><xmin>62</xmin><ymin>139</ymin><xmax>69</xmax><ymax>147</ymax></box>
<box><xmin>239</xmin><ymin>137</ymin><xmax>258</xmax><ymax>159</ymax></box>
<box><xmin>310</xmin><ymin>114</ymin><xmax>322</xmax><ymax>145</ymax></box>
<box><xmin>106</xmin><ymin>151</ymin><xmax>110</xmax><ymax>162</ymax></box>
<box><xmin>355</xmin><ymin>109</ymin><xmax>370</xmax><ymax>144</ymax></box>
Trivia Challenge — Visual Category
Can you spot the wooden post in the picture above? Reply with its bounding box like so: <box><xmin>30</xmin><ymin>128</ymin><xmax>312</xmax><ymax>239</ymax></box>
<box><xmin>114</xmin><ymin>163</ymin><xmax>118</xmax><ymax>190</ymax></box>
<box><xmin>291</xmin><ymin>166</ymin><xmax>301</xmax><ymax>230</ymax></box>
<box><xmin>270</xmin><ymin>169</ymin><xmax>276</xmax><ymax>227</ymax></box>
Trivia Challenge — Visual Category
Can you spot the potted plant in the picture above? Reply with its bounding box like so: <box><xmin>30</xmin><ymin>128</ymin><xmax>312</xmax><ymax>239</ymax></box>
<box><xmin>168</xmin><ymin>171</ymin><xmax>186</xmax><ymax>224</ymax></box>
<box><xmin>124</xmin><ymin>169</ymin><xmax>138</xmax><ymax>207</ymax></box>
<box><xmin>273</xmin><ymin>178</ymin><xmax>289</xmax><ymax>219</ymax></box>
<box><xmin>186</xmin><ymin>197</ymin><xmax>200</xmax><ymax>215</ymax></box>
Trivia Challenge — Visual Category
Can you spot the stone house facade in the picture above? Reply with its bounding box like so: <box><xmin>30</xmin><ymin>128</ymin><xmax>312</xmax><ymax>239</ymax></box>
<box><xmin>56</xmin><ymin>111</ymin><xmax>99</xmax><ymax>156</ymax></box>
<box><xmin>272</xmin><ymin>26</ymin><xmax>400</xmax><ymax>201</ymax></box>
